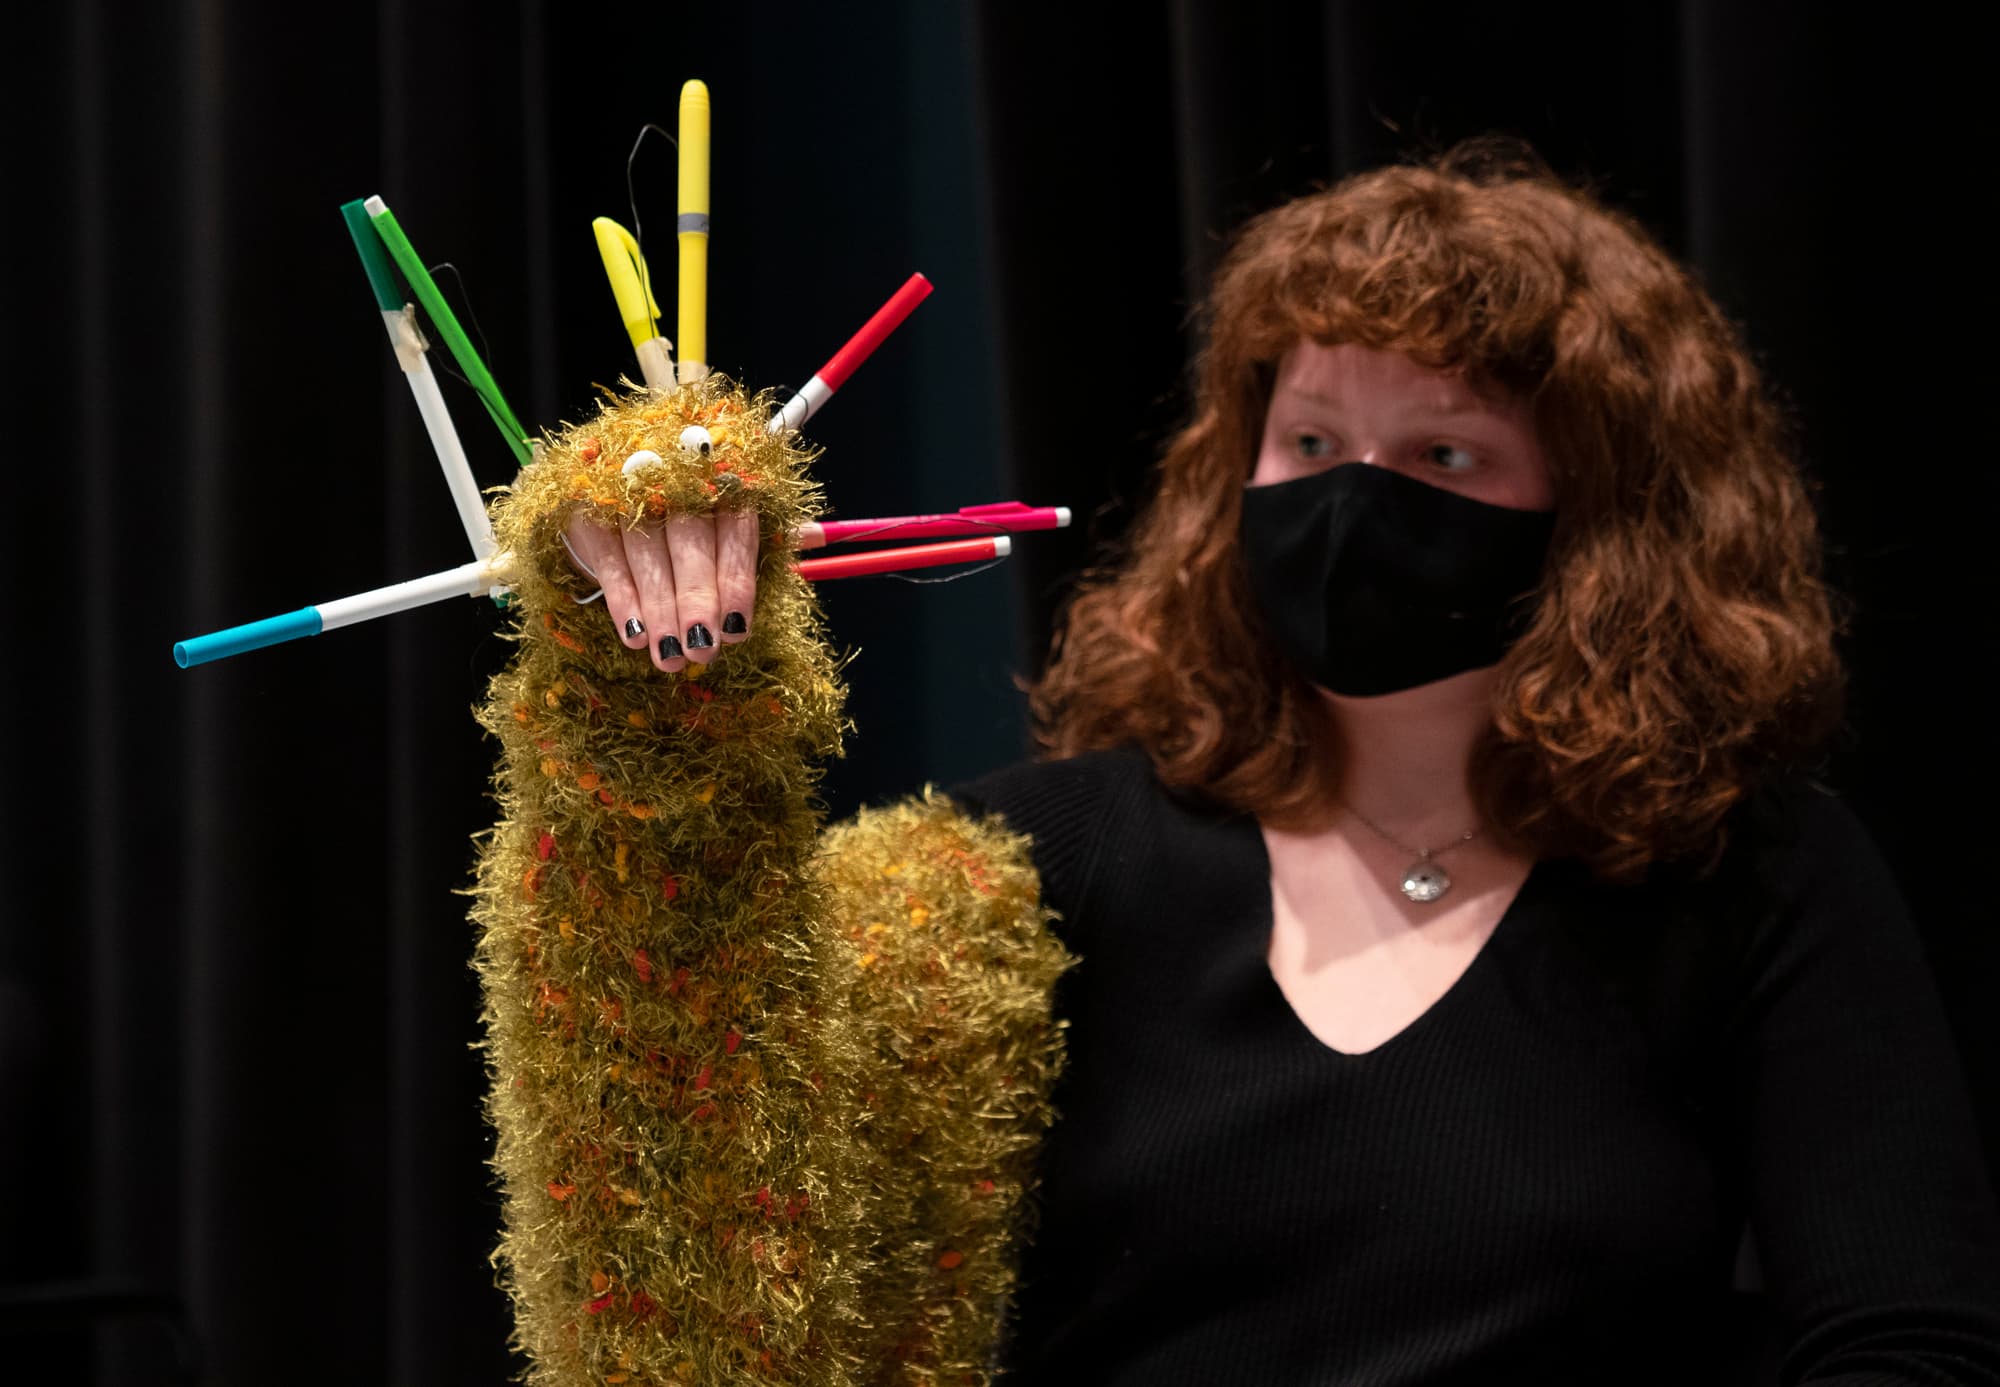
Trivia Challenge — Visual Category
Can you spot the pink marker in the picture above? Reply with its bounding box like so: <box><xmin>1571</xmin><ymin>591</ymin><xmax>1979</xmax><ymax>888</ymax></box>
<box><xmin>767</xmin><ymin>273</ymin><xmax>933</xmax><ymax>435</ymax></box>
<box><xmin>795</xmin><ymin>535</ymin><xmax>1009</xmax><ymax>581</ymax></box>
<box><xmin>796</xmin><ymin>500</ymin><xmax>1071</xmax><ymax>550</ymax></box>
<box><xmin>956</xmin><ymin>501</ymin><xmax>1036</xmax><ymax>516</ymax></box>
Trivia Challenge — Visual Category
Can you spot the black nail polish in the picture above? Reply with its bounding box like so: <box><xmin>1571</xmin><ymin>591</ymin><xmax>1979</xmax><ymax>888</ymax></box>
<box><xmin>624</xmin><ymin>616</ymin><xmax>646</xmax><ymax>639</ymax></box>
<box><xmin>686</xmin><ymin>623</ymin><xmax>715</xmax><ymax>650</ymax></box>
<box><xmin>658</xmin><ymin>635</ymin><xmax>684</xmax><ymax>661</ymax></box>
<box><xmin>722</xmin><ymin>611</ymin><xmax>747</xmax><ymax>635</ymax></box>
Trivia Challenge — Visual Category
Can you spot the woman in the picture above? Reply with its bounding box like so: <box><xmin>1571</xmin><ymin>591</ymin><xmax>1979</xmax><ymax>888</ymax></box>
<box><xmin>554</xmin><ymin>144</ymin><xmax>2000</xmax><ymax>1382</ymax></box>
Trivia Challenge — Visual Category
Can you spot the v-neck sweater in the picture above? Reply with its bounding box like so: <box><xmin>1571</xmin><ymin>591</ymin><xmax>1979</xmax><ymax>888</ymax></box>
<box><xmin>944</xmin><ymin>746</ymin><xmax>2000</xmax><ymax>1385</ymax></box>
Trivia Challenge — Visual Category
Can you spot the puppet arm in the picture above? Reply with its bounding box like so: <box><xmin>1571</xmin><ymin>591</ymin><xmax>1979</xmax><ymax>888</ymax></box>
<box><xmin>469</xmin><ymin>379</ymin><xmax>849</xmax><ymax>1385</ymax></box>
<box><xmin>815</xmin><ymin>793</ymin><xmax>1075</xmax><ymax>1381</ymax></box>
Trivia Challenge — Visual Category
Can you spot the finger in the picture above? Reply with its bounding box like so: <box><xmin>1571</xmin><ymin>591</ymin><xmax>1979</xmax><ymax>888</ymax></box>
<box><xmin>623</xmin><ymin>522</ymin><xmax>687</xmax><ymax>674</ymax></box>
<box><xmin>565</xmin><ymin>514</ymin><xmax>646</xmax><ymax>648</ymax></box>
<box><xmin>714</xmin><ymin>509</ymin><xmax>759</xmax><ymax>644</ymax></box>
<box><xmin>664</xmin><ymin>514</ymin><xmax>720</xmax><ymax>665</ymax></box>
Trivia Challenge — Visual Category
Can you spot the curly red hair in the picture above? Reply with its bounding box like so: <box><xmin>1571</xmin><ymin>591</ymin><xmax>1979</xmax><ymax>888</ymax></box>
<box><xmin>1027</xmin><ymin>141</ymin><xmax>1843</xmax><ymax>880</ymax></box>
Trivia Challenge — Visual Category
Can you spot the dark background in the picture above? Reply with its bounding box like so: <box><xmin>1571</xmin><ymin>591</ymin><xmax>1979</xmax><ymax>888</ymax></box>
<box><xmin>1</xmin><ymin>2</ymin><xmax>1990</xmax><ymax>1383</ymax></box>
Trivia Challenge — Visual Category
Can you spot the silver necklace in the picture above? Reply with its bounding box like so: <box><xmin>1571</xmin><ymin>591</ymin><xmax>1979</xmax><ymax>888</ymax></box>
<box><xmin>1339</xmin><ymin>801</ymin><xmax>1480</xmax><ymax>903</ymax></box>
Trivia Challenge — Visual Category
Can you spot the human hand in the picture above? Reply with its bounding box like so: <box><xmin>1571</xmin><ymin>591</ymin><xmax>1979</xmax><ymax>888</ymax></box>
<box><xmin>562</xmin><ymin>508</ymin><xmax>760</xmax><ymax>674</ymax></box>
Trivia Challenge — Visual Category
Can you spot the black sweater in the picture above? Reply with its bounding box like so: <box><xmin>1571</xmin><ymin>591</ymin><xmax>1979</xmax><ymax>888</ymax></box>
<box><xmin>945</xmin><ymin>747</ymin><xmax>2000</xmax><ymax>1385</ymax></box>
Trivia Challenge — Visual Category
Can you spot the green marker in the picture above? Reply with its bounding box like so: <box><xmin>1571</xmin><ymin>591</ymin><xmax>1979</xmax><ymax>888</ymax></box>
<box><xmin>342</xmin><ymin>198</ymin><xmax>498</xmax><ymax>560</ymax></box>
<box><xmin>363</xmin><ymin>195</ymin><xmax>533</xmax><ymax>468</ymax></box>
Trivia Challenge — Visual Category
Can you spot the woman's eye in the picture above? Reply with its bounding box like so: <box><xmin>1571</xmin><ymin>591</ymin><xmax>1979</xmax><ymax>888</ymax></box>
<box><xmin>1294</xmin><ymin>432</ymin><xmax>1334</xmax><ymax>460</ymax></box>
<box><xmin>1424</xmin><ymin>443</ymin><xmax>1476</xmax><ymax>472</ymax></box>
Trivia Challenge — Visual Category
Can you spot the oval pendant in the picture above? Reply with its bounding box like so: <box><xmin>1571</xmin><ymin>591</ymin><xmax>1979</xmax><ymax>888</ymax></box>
<box><xmin>1402</xmin><ymin>860</ymin><xmax>1451</xmax><ymax>903</ymax></box>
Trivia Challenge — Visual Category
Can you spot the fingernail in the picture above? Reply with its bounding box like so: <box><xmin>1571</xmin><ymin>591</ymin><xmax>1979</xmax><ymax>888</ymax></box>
<box><xmin>722</xmin><ymin>611</ymin><xmax>747</xmax><ymax>635</ymax></box>
<box><xmin>686</xmin><ymin>623</ymin><xmax>715</xmax><ymax>650</ymax></box>
<box><xmin>624</xmin><ymin>616</ymin><xmax>646</xmax><ymax>639</ymax></box>
<box><xmin>657</xmin><ymin>635</ymin><xmax>684</xmax><ymax>661</ymax></box>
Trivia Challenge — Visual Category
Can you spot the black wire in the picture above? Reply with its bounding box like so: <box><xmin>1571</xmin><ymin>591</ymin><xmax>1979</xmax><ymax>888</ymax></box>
<box><xmin>817</xmin><ymin>515</ymin><xmax>1016</xmax><ymax>585</ymax></box>
<box><xmin>625</xmin><ymin>123</ymin><xmax>676</xmax><ymax>329</ymax></box>
<box><xmin>424</xmin><ymin>261</ymin><xmax>497</xmax><ymax>396</ymax></box>
<box><xmin>884</xmin><ymin>555</ymin><xmax>1011</xmax><ymax>585</ymax></box>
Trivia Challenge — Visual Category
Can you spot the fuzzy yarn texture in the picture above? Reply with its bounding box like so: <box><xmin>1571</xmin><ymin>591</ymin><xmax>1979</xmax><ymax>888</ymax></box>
<box><xmin>469</xmin><ymin>377</ymin><xmax>1076</xmax><ymax>1385</ymax></box>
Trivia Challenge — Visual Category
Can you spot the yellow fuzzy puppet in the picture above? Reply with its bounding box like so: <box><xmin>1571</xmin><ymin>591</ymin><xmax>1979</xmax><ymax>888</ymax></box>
<box><xmin>173</xmin><ymin>83</ymin><xmax>1076</xmax><ymax>1385</ymax></box>
<box><xmin>471</xmin><ymin>372</ymin><xmax>1074</xmax><ymax>1387</ymax></box>
<box><xmin>462</xmin><ymin>77</ymin><xmax>1077</xmax><ymax>1383</ymax></box>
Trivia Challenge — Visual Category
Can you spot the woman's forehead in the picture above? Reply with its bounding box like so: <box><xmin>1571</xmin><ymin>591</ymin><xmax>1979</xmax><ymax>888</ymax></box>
<box><xmin>1273</xmin><ymin>341</ymin><xmax>1497</xmax><ymax>414</ymax></box>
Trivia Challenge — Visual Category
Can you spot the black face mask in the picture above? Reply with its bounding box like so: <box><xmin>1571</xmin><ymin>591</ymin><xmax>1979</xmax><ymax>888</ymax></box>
<box><xmin>1237</xmin><ymin>463</ymin><xmax>1556</xmax><ymax>697</ymax></box>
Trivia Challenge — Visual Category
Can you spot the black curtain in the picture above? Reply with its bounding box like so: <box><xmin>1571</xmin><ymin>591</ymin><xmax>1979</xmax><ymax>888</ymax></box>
<box><xmin>1</xmin><ymin>3</ymin><xmax>1988</xmax><ymax>1384</ymax></box>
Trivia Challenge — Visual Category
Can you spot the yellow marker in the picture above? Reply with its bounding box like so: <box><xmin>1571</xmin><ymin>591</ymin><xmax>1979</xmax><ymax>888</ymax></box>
<box><xmin>677</xmin><ymin>78</ymin><xmax>711</xmax><ymax>385</ymax></box>
<box><xmin>591</xmin><ymin>217</ymin><xmax>674</xmax><ymax>391</ymax></box>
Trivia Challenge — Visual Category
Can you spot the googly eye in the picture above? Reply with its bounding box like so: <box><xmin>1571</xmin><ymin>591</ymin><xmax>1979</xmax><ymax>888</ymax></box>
<box><xmin>621</xmin><ymin>448</ymin><xmax>664</xmax><ymax>476</ymax></box>
<box><xmin>679</xmin><ymin>425</ymin><xmax>714</xmax><ymax>456</ymax></box>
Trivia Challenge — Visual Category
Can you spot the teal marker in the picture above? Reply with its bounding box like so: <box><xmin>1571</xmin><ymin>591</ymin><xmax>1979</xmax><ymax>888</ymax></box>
<box><xmin>175</xmin><ymin>608</ymin><xmax>322</xmax><ymax>667</ymax></box>
<box><xmin>175</xmin><ymin>556</ymin><xmax>507</xmax><ymax>668</ymax></box>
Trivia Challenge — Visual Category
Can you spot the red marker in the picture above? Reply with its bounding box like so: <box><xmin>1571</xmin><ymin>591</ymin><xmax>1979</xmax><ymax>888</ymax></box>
<box><xmin>795</xmin><ymin>535</ymin><xmax>1009</xmax><ymax>581</ymax></box>
<box><xmin>766</xmin><ymin>273</ymin><xmax>933</xmax><ymax>435</ymax></box>
<box><xmin>797</xmin><ymin>501</ymin><xmax>1071</xmax><ymax>550</ymax></box>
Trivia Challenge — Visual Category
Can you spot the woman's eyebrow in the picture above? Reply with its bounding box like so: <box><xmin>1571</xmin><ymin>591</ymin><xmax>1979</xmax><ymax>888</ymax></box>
<box><xmin>1273</xmin><ymin>384</ymin><xmax>1496</xmax><ymax>418</ymax></box>
<box><xmin>1398</xmin><ymin>390</ymin><xmax>1495</xmax><ymax>417</ymax></box>
<box><xmin>1270</xmin><ymin>384</ymin><xmax>1337</xmax><ymax>407</ymax></box>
